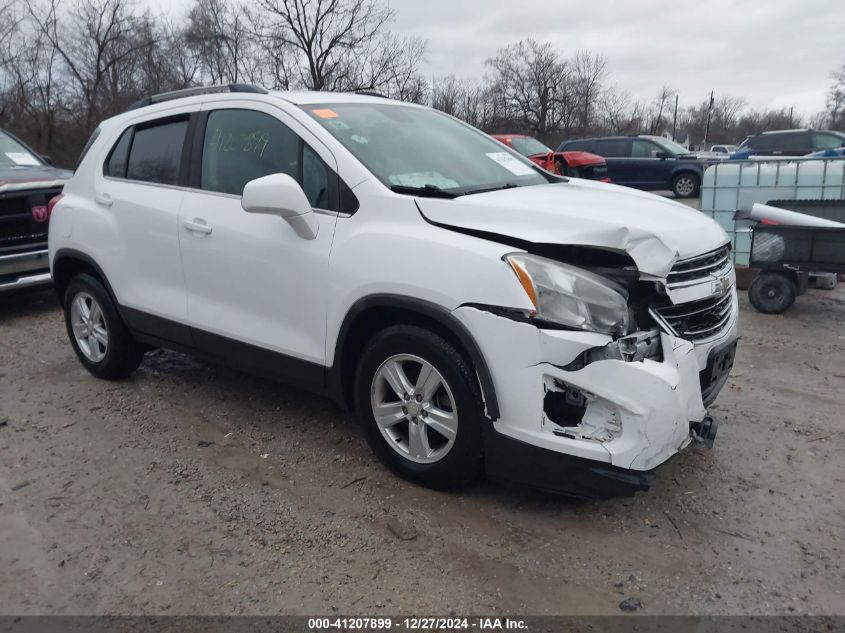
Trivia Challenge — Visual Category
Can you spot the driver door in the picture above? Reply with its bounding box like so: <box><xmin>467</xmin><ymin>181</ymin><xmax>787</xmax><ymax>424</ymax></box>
<box><xmin>177</xmin><ymin>101</ymin><xmax>339</xmax><ymax>384</ymax></box>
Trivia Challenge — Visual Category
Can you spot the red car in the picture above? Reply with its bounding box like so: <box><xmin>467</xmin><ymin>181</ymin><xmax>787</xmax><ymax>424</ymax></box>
<box><xmin>492</xmin><ymin>134</ymin><xmax>611</xmax><ymax>182</ymax></box>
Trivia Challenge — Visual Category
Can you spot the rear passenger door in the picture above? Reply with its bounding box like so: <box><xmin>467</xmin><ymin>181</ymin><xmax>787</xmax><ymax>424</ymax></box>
<box><xmin>97</xmin><ymin>112</ymin><xmax>192</xmax><ymax>333</ymax></box>
<box><xmin>177</xmin><ymin>101</ymin><xmax>342</xmax><ymax>384</ymax></box>
<box><xmin>592</xmin><ymin>139</ymin><xmax>633</xmax><ymax>185</ymax></box>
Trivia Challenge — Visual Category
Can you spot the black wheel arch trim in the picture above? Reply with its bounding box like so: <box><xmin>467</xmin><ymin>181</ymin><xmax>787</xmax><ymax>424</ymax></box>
<box><xmin>330</xmin><ymin>294</ymin><xmax>500</xmax><ymax>421</ymax></box>
<box><xmin>52</xmin><ymin>248</ymin><xmax>122</xmax><ymax>310</ymax></box>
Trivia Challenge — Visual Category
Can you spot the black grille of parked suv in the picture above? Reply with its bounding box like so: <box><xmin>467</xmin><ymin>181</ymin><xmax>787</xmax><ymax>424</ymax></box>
<box><xmin>0</xmin><ymin>187</ymin><xmax>62</xmax><ymax>254</ymax></box>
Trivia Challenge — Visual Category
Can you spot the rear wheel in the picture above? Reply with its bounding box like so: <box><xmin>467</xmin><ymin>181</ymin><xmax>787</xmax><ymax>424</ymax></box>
<box><xmin>748</xmin><ymin>272</ymin><xmax>797</xmax><ymax>314</ymax></box>
<box><xmin>672</xmin><ymin>172</ymin><xmax>700</xmax><ymax>198</ymax></box>
<box><xmin>64</xmin><ymin>274</ymin><xmax>145</xmax><ymax>379</ymax></box>
<box><xmin>353</xmin><ymin>325</ymin><xmax>483</xmax><ymax>490</ymax></box>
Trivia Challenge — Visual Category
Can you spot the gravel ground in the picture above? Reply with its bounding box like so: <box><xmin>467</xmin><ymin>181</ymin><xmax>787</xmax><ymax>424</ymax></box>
<box><xmin>1</xmin><ymin>285</ymin><xmax>844</xmax><ymax>616</ymax></box>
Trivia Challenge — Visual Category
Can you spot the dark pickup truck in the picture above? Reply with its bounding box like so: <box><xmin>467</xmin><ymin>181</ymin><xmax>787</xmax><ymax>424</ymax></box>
<box><xmin>0</xmin><ymin>129</ymin><xmax>71</xmax><ymax>293</ymax></box>
<box><xmin>557</xmin><ymin>135</ymin><xmax>713</xmax><ymax>198</ymax></box>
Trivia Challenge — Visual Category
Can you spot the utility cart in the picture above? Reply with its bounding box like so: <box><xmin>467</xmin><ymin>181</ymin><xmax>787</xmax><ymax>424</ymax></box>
<box><xmin>748</xmin><ymin>224</ymin><xmax>845</xmax><ymax>313</ymax></box>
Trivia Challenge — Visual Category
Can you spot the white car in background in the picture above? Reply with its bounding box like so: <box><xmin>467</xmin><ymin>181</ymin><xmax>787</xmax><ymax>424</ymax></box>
<box><xmin>710</xmin><ymin>144</ymin><xmax>738</xmax><ymax>155</ymax></box>
<box><xmin>49</xmin><ymin>86</ymin><xmax>739</xmax><ymax>498</ymax></box>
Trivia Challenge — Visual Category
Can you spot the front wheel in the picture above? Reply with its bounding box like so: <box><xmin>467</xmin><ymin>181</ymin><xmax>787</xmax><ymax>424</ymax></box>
<box><xmin>64</xmin><ymin>274</ymin><xmax>145</xmax><ymax>379</ymax></box>
<box><xmin>353</xmin><ymin>325</ymin><xmax>483</xmax><ymax>490</ymax></box>
<box><xmin>672</xmin><ymin>172</ymin><xmax>700</xmax><ymax>198</ymax></box>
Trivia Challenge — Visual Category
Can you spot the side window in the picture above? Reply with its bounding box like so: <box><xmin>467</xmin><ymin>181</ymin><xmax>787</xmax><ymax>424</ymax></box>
<box><xmin>104</xmin><ymin>128</ymin><xmax>132</xmax><ymax>178</ymax></box>
<box><xmin>813</xmin><ymin>133</ymin><xmax>845</xmax><ymax>150</ymax></box>
<box><xmin>562</xmin><ymin>139</ymin><xmax>593</xmax><ymax>152</ymax></box>
<box><xmin>632</xmin><ymin>140</ymin><xmax>660</xmax><ymax>158</ymax></box>
<box><xmin>594</xmin><ymin>139</ymin><xmax>629</xmax><ymax>158</ymax></box>
<box><xmin>748</xmin><ymin>135</ymin><xmax>773</xmax><ymax>150</ymax></box>
<box><xmin>510</xmin><ymin>137</ymin><xmax>529</xmax><ymax>156</ymax></box>
<box><xmin>201</xmin><ymin>109</ymin><xmax>298</xmax><ymax>196</ymax></box>
<box><xmin>778</xmin><ymin>132</ymin><xmax>808</xmax><ymax>152</ymax></box>
<box><xmin>126</xmin><ymin>119</ymin><xmax>188</xmax><ymax>185</ymax></box>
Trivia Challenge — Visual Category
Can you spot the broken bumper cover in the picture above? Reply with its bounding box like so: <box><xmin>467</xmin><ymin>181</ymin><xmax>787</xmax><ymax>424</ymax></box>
<box><xmin>455</xmin><ymin>294</ymin><xmax>738</xmax><ymax>497</ymax></box>
<box><xmin>483</xmin><ymin>426</ymin><xmax>654</xmax><ymax>498</ymax></box>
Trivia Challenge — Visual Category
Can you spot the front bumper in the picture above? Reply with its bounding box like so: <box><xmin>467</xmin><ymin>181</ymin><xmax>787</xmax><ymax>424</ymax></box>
<box><xmin>0</xmin><ymin>249</ymin><xmax>52</xmax><ymax>292</ymax></box>
<box><xmin>455</xmin><ymin>290</ymin><xmax>738</xmax><ymax>496</ymax></box>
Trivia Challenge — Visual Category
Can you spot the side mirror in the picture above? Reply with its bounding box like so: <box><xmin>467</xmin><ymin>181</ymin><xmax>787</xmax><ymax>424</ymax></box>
<box><xmin>655</xmin><ymin>151</ymin><xmax>669</xmax><ymax>160</ymax></box>
<box><xmin>241</xmin><ymin>173</ymin><xmax>318</xmax><ymax>240</ymax></box>
<box><xmin>41</xmin><ymin>154</ymin><xmax>54</xmax><ymax>166</ymax></box>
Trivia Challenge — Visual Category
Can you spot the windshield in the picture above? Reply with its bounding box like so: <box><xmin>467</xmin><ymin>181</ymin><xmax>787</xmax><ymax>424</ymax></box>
<box><xmin>651</xmin><ymin>137</ymin><xmax>691</xmax><ymax>155</ymax></box>
<box><xmin>304</xmin><ymin>103</ymin><xmax>548</xmax><ymax>194</ymax></box>
<box><xmin>0</xmin><ymin>130</ymin><xmax>42</xmax><ymax>167</ymax></box>
<box><xmin>510</xmin><ymin>136</ymin><xmax>553</xmax><ymax>157</ymax></box>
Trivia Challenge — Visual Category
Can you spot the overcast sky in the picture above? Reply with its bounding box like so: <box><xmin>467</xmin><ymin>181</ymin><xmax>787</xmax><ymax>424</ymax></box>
<box><xmin>154</xmin><ymin>0</ymin><xmax>844</xmax><ymax>117</ymax></box>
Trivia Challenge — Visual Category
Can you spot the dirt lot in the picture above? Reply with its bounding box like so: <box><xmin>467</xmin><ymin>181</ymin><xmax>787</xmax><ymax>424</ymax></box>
<box><xmin>1</xmin><ymin>285</ymin><xmax>844</xmax><ymax>616</ymax></box>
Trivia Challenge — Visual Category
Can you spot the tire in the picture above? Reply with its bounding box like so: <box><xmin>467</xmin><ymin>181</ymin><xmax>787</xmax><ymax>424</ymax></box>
<box><xmin>672</xmin><ymin>172</ymin><xmax>700</xmax><ymax>198</ymax></box>
<box><xmin>554</xmin><ymin>158</ymin><xmax>569</xmax><ymax>177</ymax></box>
<box><xmin>353</xmin><ymin>325</ymin><xmax>483</xmax><ymax>490</ymax></box>
<box><xmin>64</xmin><ymin>273</ymin><xmax>145</xmax><ymax>379</ymax></box>
<box><xmin>748</xmin><ymin>272</ymin><xmax>797</xmax><ymax>314</ymax></box>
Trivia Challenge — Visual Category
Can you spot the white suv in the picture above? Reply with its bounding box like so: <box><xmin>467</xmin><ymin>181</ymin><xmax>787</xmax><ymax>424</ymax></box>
<box><xmin>49</xmin><ymin>85</ymin><xmax>738</xmax><ymax>498</ymax></box>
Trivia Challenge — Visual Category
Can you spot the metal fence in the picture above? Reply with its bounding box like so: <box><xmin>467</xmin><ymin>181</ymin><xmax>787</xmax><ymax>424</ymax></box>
<box><xmin>700</xmin><ymin>158</ymin><xmax>845</xmax><ymax>266</ymax></box>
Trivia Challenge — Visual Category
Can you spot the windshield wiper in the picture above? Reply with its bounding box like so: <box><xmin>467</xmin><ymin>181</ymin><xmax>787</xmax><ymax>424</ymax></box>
<box><xmin>463</xmin><ymin>183</ymin><xmax>520</xmax><ymax>196</ymax></box>
<box><xmin>389</xmin><ymin>184</ymin><xmax>461</xmax><ymax>199</ymax></box>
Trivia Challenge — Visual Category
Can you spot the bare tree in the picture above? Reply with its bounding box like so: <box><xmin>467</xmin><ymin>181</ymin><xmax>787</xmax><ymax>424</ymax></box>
<box><xmin>330</xmin><ymin>32</ymin><xmax>427</xmax><ymax>98</ymax></box>
<box><xmin>184</xmin><ymin>0</ymin><xmax>254</xmax><ymax>85</ymax></box>
<box><xmin>647</xmin><ymin>85</ymin><xmax>677</xmax><ymax>134</ymax></box>
<box><xmin>598</xmin><ymin>86</ymin><xmax>637</xmax><ymax>134</ymax></box>
<box><xmin>571</xmin><ymin>50</ymin><xmax>607</xmax><ymax>132</ymax></box>
<box><xmin>485</xmin><ymin>38</ymin><xmax>570</xmax><ymax>140</ymax></box>
<box><xmin>826</xmin><ymin>63</ymin><xmax>845</xmax><ymax>130</ymax></box>
<box><xmin>25</xmin><ymin>0</ymin><xmax>156</xmax><ymax>130</ymax></box>
<box><xmin>255</xmin><ymin>0</ymin><xmax>393</xmax><ymax>90</ymax></box>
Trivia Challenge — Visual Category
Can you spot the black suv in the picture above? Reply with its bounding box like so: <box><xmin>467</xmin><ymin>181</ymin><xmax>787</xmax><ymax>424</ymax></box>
<box><xmin>735</xmin><ymin>129</ymin><xmax>845</xmax><ymax>158</ymax></box>
<box><xmin>557</xmin><ymin>135</ymin><xmax>709</xmax><ymax>198</ymax></box>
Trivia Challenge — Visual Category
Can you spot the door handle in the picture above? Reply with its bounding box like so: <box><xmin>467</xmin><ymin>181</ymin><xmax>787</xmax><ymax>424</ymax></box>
<box><xmin>183</xmin><ymin>218</ymin><xmax>212</xmax><ymax>234</ymax></box>
<box><xmin>94</xmin><ymin>193</ymin><xmax>113</xmax><ymax>207</ymax></box>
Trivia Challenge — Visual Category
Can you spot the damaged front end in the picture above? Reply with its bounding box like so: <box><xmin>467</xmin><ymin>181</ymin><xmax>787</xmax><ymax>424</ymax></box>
<box><xmin>455</xmin><ymin>242</ymin><xmax>739</xmax><ymax>498</ymax></box>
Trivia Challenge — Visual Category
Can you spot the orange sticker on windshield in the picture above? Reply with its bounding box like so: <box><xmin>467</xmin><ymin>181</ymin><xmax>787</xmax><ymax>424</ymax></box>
<box><xmin>312</xmin><ymin>108</ymin><xmax>339</xmax><ymax>119</ymax></box>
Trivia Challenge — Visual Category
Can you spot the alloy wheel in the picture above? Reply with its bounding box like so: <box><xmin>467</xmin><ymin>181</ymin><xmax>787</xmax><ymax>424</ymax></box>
<box><xmin>675</xmin><ymin>176</ymin><xmax>696</xmax><ymax>197</ymax></box>
<box><xmin>370</xmin><ymin>354</ymin><xmax>458</xmax><ymax>464</ymax></box>
<box><xmin>69</xmin><ymin>292</ymin><xmax>109</xmax><ymax>362</ymax></box>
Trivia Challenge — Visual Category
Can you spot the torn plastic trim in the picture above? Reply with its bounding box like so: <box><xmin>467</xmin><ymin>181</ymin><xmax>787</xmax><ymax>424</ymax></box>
<box><xmin>543</xmin><ymin>377</ymin><xmax>622</xmax><ymax>444</ymax></box>
<box><xmin>561</xmin><ymin>329</ymin><xmax>663</xmax><ymax>370</ymax></box>
<box><xmin>459</xmin><ymin>302</ymin><xmax>584</xmax><ymax>332</ymax></box>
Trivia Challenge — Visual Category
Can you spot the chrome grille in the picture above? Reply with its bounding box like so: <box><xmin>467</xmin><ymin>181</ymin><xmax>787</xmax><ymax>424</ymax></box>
<box><xmin>651</xmin><ymin>291</ymin><xmax>734</xmax><ymax>342</ymax></box>
<box><xmin>667</xmin><ymin>245</ymin><xmax>731</xmax><ymax>286</ymax></box>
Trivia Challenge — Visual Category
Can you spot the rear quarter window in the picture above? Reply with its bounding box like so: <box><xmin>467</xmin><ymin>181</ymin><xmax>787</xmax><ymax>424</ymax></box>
<box><xmin>104</xmin><ymin>128</ymin><xmax>133</xmax><ymax>178</ymax></box>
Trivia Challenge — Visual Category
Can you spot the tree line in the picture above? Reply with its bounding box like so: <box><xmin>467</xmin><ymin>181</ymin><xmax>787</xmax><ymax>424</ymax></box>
<box><xmin>1</xmin><ymin>0</ymin><xmax>843</xmax><ymax>167</ymax></box>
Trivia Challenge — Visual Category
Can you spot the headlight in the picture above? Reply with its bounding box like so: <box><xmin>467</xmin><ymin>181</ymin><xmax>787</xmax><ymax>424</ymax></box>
<box><xmin>505</xmin><ymin>253</ymin><xmax>630</xmax><ymax>335</ymax></box>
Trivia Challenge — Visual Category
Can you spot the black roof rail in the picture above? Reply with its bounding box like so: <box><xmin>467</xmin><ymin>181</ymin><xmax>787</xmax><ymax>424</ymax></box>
<box><xmin>126</xmin><ymin>84</ymin><xmax>268</xmax><ymax>111</ymax></box>
<box><xmin>354</xmin><ymin>90</ymin><xmax>388</xmax><ymax>99</ymax></box>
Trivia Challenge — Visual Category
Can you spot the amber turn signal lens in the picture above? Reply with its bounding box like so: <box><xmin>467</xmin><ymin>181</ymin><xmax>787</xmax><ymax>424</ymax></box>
<box><xmin>507</xmin><ymin>258</ymin><xmax>538</xmax><ymax>315</ymax></box>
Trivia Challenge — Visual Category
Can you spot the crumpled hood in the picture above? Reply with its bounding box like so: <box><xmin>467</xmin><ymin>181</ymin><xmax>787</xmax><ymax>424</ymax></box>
<box><xmin>416</xmin><ymin>179</ymin><xmax>728</xmax><ymax>278</ymax></box>
<box><xmin>0</xmin><ymin>165</ymin><xmax>72</xmax><ymax>192</ymax></box>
